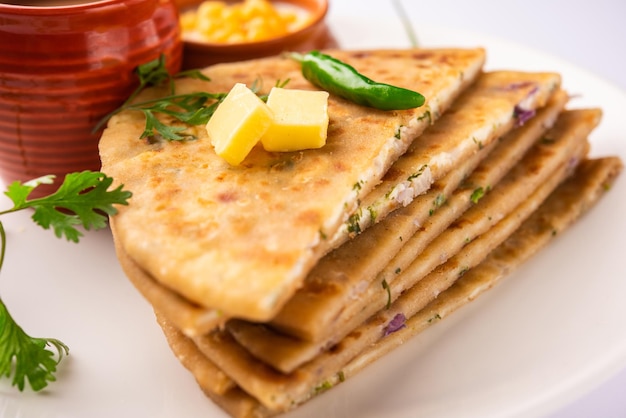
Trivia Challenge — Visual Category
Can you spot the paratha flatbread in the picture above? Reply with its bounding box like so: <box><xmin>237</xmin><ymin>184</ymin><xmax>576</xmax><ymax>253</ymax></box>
<box><xmin>341</xmin><ymin>156</ymin><xmax>624</xmax><ymax>380</ymax></box>
<box><xmin>109</xmin><ymin>69</ymin><xmax>562</xmax><ymax>338</ymax></box>
<box><xmin>159</xmin><ymin>112</ymin><xmax>592</xmax><ymax>411</ymax></box>
<box><xmin>101</xmin><ymin>48</ymin><xmax>486</xmax><ymax>322</ymax></box>
<box><xmin>158</xmin><ymin>311</ymin><xmax>235</xmax><ymax>396</ymax></box>
<box><xmin>266</xmin><ymin>88</ymin><xmax>568</xmax><ymax>343</ymax></box>
<box><xmin>156</xmin><ymin>156</ymin><xmax>623</xmax><ymax>418</ymax></box>
<box><xmin>227</xmin><ymin>107</ymin><xmax>595</xmax><ymax>373</ymax></box>
<box><xmin>325</xmin><ymin>71</ymin><xmax>561</xmax><ymax>249</ymax></box>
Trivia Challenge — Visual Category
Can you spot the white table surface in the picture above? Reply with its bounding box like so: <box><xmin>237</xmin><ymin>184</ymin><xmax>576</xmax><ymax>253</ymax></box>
<box><xmin>327</xmin><ymin>1</ymin><xmax>626</xmax><ymax>417</ymax></box>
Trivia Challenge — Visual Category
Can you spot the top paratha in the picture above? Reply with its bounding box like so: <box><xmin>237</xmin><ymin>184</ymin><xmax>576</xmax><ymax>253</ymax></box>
<box><xmin>100</xmin><ymin>48</ymin><xmax>485</xmax><ymax>321</ymax></box>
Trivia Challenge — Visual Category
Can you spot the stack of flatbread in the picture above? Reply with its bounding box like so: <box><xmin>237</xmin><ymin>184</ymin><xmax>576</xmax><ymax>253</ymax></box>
<box><xmin>99</xmin><ymin>48</ymin><xmax>623</xmax><ymax>418</ymax></box>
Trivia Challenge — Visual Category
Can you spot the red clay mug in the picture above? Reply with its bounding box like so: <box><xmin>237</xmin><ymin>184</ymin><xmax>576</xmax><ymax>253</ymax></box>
<box><xmin>0</xmin><ymin>0</ymin><xmax>182</xmax><ymax>195</ymax></box>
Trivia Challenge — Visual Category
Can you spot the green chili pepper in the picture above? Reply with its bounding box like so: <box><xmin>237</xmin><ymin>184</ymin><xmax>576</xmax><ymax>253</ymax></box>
<box><xmin>291</xmin><ymin>50</ymin><xmax>425</xmax><ymax>111</ymax></box>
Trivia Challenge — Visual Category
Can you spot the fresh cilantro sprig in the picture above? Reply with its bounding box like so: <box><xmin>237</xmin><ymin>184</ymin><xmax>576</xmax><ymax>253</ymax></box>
<box><xmin>1</xmin><ymin>171</ymin><xmax>132</xmax><ymax>242</ymax></box>
<box><xmin>0</xmin><ymin>296</ymin><xmax>69</xmax><ymax>392</ymax></box>
<box><xmin>120</xmin><ymin>54</ymin><xmax>211</xmax><ymax>112</ymax></box>
<box><xmin>0</xmin><ymin>171</ymin><xmax>132</xmax><ymax>392</ymax></box>
<box><xmin>124</xmin><ymin>53</ymin><xmax>176</xmax><ymax>106</ymax></box>
<box><xmin>94</xmin><ymin>55</ymin><xmax>290</xmax><ymax>142</ymax></box>
<box><xmin>130</xmin><ymin>91</ymin><xmax>227</xmax><ymax>141</ymax></box>
<box><xmin>93</xmin><ymin>54</ymin><xmax>217</xmax><ymax>141</ymax></box>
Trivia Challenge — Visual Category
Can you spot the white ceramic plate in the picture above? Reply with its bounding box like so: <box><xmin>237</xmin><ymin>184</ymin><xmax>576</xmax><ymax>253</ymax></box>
<box><xmin>1</xmin><ymin>18</ymin><xmax>625</xmax><ymax>418</ymax></box>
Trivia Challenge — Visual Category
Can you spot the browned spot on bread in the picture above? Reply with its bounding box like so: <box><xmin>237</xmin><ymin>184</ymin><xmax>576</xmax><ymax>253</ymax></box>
<box><xmin>217</xmin><ymin>190</ymin><xmax>238</xmax><ymax>203</ymax></box>
<box><xmin>296</xmin><ymin>209</ymin><xmax>322</xmax><ymax>226</ymax></box>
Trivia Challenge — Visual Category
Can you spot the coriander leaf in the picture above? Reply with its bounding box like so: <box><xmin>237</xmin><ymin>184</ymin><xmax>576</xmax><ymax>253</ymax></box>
<box><xmin>128</xmin><ymin>91</ymin><xmax>228</xmax><ymax>141</ymax></box>
<box><xmin>136</xmin><ymin>54</ymin><xmax>172</xmax><ymax>89</ymax></box>
<box><xmin>381</xmin><ymin>279</ymin><xmax>392</xmax><ymax>310</ymax></box>
<box><xmin>95</xmin><ymin>55</ymin><xmax>284</xmax><ymax>143</ymax></box>
<box><xmin>4</xmin><ymin>175</ymin><xmax>55</xmax><ymax>208</ymax></box>
<box><xmin>120</xmin><ymin>55</ymin><xmax>174</xmax><ymax>113</ymax></box>
<box><xmin>252</xmin><ymin>78</ymin><xmax>290</xmax><ymax>102</ymax></box>
<box><xmin>177</xmin><ymin>68</ymin><xmax>211</xmax><ymax>82</ymax></box>
<box><xmin>0</xmin><ymin>297</ymin><xmax>69</xmax><ymax>392</ymax></box>
<box><xmin>3</xmin><ymin>171</ymin><xmax>132</xmax><ymax>243</ymax></box>
<box><xmin>32</xmin><ymin>207</ymin><xmax>84</xmax><ymax>243</ymax></box>
<box><xmin>93</xmin><ymin>54</ymin><xmax>212</xmax><ymax>134</ymax></box>
<box><xmin>141</xmin><ymin>110</ymin><xmax>188</xmax><ymax>141</ymax></box>
<box><xmin>0</xmin><ymin>171</ymin><xmax>131</xmax><ymax>392</ymax></box>
<box><xmin>470</xmin><ymin>187</ymin><xmax>485</xmax><ymax>204</ymax></box>
<box><xmin>181</xmin><ymin>104</ymin><xmax>219</xmax><ymax>125</ymax></box>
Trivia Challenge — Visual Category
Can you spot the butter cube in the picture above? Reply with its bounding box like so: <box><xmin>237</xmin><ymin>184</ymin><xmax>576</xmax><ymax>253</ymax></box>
<box><xmin>261</xmin><ymin>87</ymin><xmax>329</xmax><ymax>152</ymax></box>
<box><xmin>206</xmin><ymin>83</ymin><xmax>273</xmax><ymax>165</ymax></box>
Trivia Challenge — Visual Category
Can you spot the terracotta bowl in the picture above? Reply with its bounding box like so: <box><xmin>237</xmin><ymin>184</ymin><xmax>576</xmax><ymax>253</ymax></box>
<box><xmin>0</xmin><ymin>0</ymin><xmax>182</xmax><ymax>196</ymax></box>
<box><xmin>174</xmin><ymin>0</ymin><xmax>337</xmax><ymax>70</ymax></box>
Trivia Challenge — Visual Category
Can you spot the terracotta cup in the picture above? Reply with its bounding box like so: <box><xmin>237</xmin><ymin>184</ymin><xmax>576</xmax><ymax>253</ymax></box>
<box><xmin>0</xmin><ymin>0</ymin><xmax>182</xmax><ymax>195</ymax></box>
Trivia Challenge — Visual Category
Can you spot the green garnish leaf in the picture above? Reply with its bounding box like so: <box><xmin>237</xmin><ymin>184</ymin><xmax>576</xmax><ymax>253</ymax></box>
<box><xmin>346</xmin><ymin>212</ymin><xmax>362</xmax><ymax>235</ymax></box>
<box><xmin>0</xmin><ymin>298</ymin><xmax>69</xmax><ymax>392</ymax></box>
<box><xmin>96</xmin><ymin>55</ymin><xmax>292</xmax><ymax>143</ymax></box>
<box><xmin>314</xmin><ymin>380</ymin><xmax>333</xmax><ymax>394</ymax></box>
<box><xmin>129</xmin><ymin>92</ymin><xmax>228</xmax><ymax>141</ymax></box>
<box><xmin>177</xmin><ymin>68</ymin><xmax>212</xmax><ymax>83</ymax></box>
<box><xmin>0</xmin><ymin>171</ymin><xmax>132</xmax><ymax>392</ymax></box>
<box><xmin>93</xmin><ymin>54</ymin><xmax>220</xmax><ymax>138</ymax></box>
<box><xmin>382</xmin><ymin>279</ymin><xmax>392</xmax><ymax>309</ymax></box>
<box><xmin>428</xmin><ymin>313</ymin><xmax>442</xmax><ymax>324</ymax></box>
<box><xmin>135</xmin><ymin>54</ymin><xmax>174</xmax><ymax>95</ymax></box>
<box><xmin>141</xmin><ymin>110</ymin><xmax>188</xmax><ymax>141</ymax></box>
<box><xmin>3</xmin><ymin>171</ymin><xmax>132</xmax><ymax>243</ymax></box>
<box><xmin>470</xmin><ymin>187</ymin><xmax>485</xmax><ymax>204</ymax></box>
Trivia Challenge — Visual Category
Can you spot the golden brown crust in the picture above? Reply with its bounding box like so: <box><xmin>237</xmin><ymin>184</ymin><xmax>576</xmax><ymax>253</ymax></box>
<box><xmin>101</xmin><ymin>48</ymin><xmax>487</xmax><ymax>322</ymax></box>
<box><xmin>227</xmin><ymin>108</ymin><xmax>596</xmax><ymax>374</ymax></box>
<box><xmin>327</xmin><ymin>70</ymin><xmax>562</xmax><ymax>249</ymax></box>
<box><xmin>156</xmin><ymin>311</ymin><xmax>235</xmax><ymax>395</ymax></box>
<box><xmin>111</xmin><ymin>227</ymin><xmax>228</xmax><ymax>335</ymax></box>
<box><xmin>268</xmin><ymin>88</ymin><xmax>569</xmax><ymax>345</ymax></box>
<box><xmin>99</xmin><ymin>46</ymin><xmax>623</xmax><ymax>418</ymax></box>
<box><xmin>344</xmin><ymin>156</ymin><xmax>624</xmax><ymax>375</ymax></box>
<box><xmin>155</xmin><ymin>156</ymin><xmax>622</xmax><ymax>417</ymax></box>
<box><xmin>153</xmin><ymin>110</ymin><xmax>594</xmax><ymax>412</ymax></box>
<box><xmin>106</xmin><ymin>69</ymin><xmax>563</xmax><ymax>339</ymax></box>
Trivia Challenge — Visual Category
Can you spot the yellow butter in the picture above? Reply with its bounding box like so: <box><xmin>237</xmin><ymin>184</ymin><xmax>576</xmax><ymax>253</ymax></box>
<box><xmin>261</xmin><ymin>87</ymin><xmax>329</xmax><ymax>152</ymax></box>
<box><xmin>206</xmin><ymin>83</ymin><xmax>273</xmax><ymax>166</ymax></box>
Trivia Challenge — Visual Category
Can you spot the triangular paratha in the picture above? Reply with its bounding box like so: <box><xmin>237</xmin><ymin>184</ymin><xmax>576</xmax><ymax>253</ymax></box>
<box><xmin>326</xmin><ymin>71</ymin><xmax>561</xmax><ymax>249</ymax></box>
<box><xmin>266</xmin><ymin>88</ymin><xmax>569</xmax><ymax>344</ymax></box>
<box><xmin>224</xmin><ymin>108</ymin><xmax>597</xmax><ymax>374</ymax></box>
<box><xmin>108</xmin><ymin>68</ymin><xmax>562</xmax><ymax>338</ymax></box>
<box><xmin>101</xmin><ymin>48</ymin><xmax>486</xmax><ymax>322</ymax></box>
<box><xmin>156</xmin><ymin>156</ymin><xmax>623</xmax><ymax>417</ymax></box>
<box><xmin>156</xmin><ymin>110</ymin><xmax>594</xmax><ymax>411</ymax></box>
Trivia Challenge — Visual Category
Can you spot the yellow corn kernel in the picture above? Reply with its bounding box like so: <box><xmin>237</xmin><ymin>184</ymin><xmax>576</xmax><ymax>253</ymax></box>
<box><xmin>247</xmin><ymin>26</ymin><xmax>271</xmax><ymax>42</ymax></box>
<box><xmin>197</xmin><ymin>1</ymin><xmax>225</xmax><ymax>18</ymax></box>
<box><xmin>280</xmin><ymin>11</ymin><xmax>297</xmax><ymax>25</ymax></box>
<box><xmin>181</xmin><ymin>0</ymin><xmax>306</xmax><ymax>44</ymax></box>
<box><xmin>179</xmin><ymin>12</ymin><xmax>197</xmax><ymax>31</ymax></box>
<box><xmin>196</xmin><ymin>16</ymin><xmax>219</xmax><ymax>35</ymax></box>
